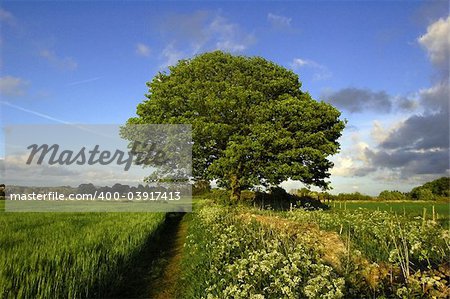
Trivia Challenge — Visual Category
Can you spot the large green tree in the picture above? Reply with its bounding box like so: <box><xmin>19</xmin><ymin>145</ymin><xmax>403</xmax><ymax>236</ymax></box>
<box><xmin>126</xmin><ymin>51</ymin><xmax>345</xmax><ymax>201</ymax></box>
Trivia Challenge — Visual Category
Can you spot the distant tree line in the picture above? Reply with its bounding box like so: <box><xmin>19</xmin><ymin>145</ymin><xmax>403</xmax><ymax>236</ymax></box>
<box><xmin>290</xmin><ymin>188</ymin><xmax>372</xmax><ymax>201</ymax></box>
<box><xmin>378</xmin><ymin>177</ymin><xmax>449</xmax><ymax>201</ymax></box>
<box><xmin>290</xmin><ymin>177</ymin><xmax>450</xmax><ymax>201</ymax></box>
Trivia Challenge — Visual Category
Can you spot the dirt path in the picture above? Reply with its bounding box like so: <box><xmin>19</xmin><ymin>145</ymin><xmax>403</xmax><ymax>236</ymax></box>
<box><xmin>148</xmin><ymin>214</ymin><xmax>189</xmax><ymax>299</ymax></box>
<box><xmin>108</xmin><ymin>213</ymin><xmax>188</xmax><ymax>299</ymax></box>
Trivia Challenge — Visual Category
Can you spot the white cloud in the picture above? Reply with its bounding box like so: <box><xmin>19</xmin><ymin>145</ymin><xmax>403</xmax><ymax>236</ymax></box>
<box><xmin>267</xmin><ymin>13</ymin><xmax>292</xmax><ymax>28</ymax></box>
<box><xmin>207</xmin><ymin>15</ymin><xmax>255</xmax><ymax>52</ymax></box>
<box><xmin>371</xmin><ymin>121</ymin><xmax>389</xmax><ymax>143</ymax></box>
<box><xmin>0</xmin><ymin>76</ymin><xmax>29</xmax><ymax>97</ymax></box>
<box><xmin>39</xmin><ymin>49</ymin><xmax>78</xmax><ymax>71</ymax></box>
<box><xmin>291</xmin><ymin>58</ymin><xmax>324</xmax><ymax>70</ymax></box>
<box><xmin>0</xmin><ymin>8</ymin><xmax>15</xmax><ymax>26</ymax></box>
<box><xmin>161</xmin><ymin>43</ymin><xmax>185</xmax><ymax>68</ymax></box>
<box><xmin>418</xmin><ymin>15</ymin><xmax>450</xmax><ymax>68</ymax></box>
<box><xmin>330</xmin><ymin>156</ymin><xmax>354</xmax><ymax>176</ymax></box>
<box><xmin>291</xmin><ymin>58</ymin><xmax>311</xmax><ymax>68</ymax></box>
<box><xmin>370</xmin><ymin>121</ymin><xmax>405</xmax><ymax>144</ymax></box>
<box><xmin>330</xmin><ymin>132</ymin><xmax>374</xmax><ymax>178</ymax></box>
<box><xmin>291</xmin><ymin>58</ymin><xmax>331</xmax><ymax>80</ymax></box>
<box><xmin>136</xmin><ymin>43</ymin><xmax>151</xmax><ymax>57</ymax></box>
<box><xmin>159</xmin><ymin>12</ymin><xmax>255</xmax><ymax>68</ymax></box>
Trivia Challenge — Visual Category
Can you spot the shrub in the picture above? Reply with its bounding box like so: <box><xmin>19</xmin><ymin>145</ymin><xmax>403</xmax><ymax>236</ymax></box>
<box><xmin>410</xmin><ymin>188</ymin><xmax>436</xmax><ymax>201</ymax></box>
<box><xmin>378</xmin><ymin>190</ymin><xmax>407</xmax><ymax>201</ymax></box>
<box><xmin>192</xmin><ymin>180</ymin><xmax>211</xmax><ymax>195</ymax></box>
<box><xmin>333</xmin><ymin>192</ymin><xmax>373</xmax><ymax>201</ymax></box>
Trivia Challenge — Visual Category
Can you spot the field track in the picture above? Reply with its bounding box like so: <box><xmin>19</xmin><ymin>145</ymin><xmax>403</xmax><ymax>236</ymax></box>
<box><xmin>109</xmin><ymin>213</ymin><xmax>187</xmax><ymax>299</ymax></box>
<box><xmin>149</xmin><ymin>214</ymin><xmax>188</xmax><ymax>299</ymax></box>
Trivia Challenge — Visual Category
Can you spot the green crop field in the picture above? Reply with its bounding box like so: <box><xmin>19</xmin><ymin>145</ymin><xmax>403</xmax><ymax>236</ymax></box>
<box><xmin>330</xmin><ymin>200</ymin><xmax>449</xmax><ymax>214</ymax></box>
<box><xmin>329</xmin><ymin>200</ymin><xmax>450</xmax><ymax>226</ymax></box>
<box><xmin>1</xmin><ymin>198</ymin><xmax>449</xmax><ymax>298</ymax></box>
<box><xmin>0</xmin><ymin>212</ymin><xmax>166</xmax><ymax>298</ymax></box>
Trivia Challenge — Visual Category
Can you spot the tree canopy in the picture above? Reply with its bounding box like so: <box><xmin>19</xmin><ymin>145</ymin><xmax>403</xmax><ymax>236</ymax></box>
<box><xmin>378</xmin><ymin>190</ymin><xmax>407</xmax><ymax>201</ymax></box>
<box><xmin>126</xmin><ymin>51</ymin><xmax>345</xmax><ymax>200</ymax></box>
<box><xmin>410</xmin><ymin>177</ymin><xmax>450</xmax><ymax>200</ymax></box>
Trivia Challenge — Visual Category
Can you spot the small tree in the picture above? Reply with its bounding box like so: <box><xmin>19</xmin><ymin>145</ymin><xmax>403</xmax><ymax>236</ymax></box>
<box><xmin>0</xmin><ymin>184</ymin><xmax>5</xmax><ymax>199</ymax></box>
<box><xmin>126</xmin><ymin>51</ymin><xmax>345</xmax><ymax>201</ymax></box>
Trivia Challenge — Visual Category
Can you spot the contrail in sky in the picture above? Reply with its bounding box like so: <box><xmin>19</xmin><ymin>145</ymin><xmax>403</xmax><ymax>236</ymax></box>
<box><xmin>66</xmin><ymin>77</ymin><xmax>101</xmax><ymax>86</ymax></box>
<box><xmin>0</xmin><ymin>101</ymin><xmax>72</xmax><ymax>124</ymax></box>
<box><xmin>0</xmin><ymin>101</ymin><xmax>121</xmax><ymax>140</ymax></box>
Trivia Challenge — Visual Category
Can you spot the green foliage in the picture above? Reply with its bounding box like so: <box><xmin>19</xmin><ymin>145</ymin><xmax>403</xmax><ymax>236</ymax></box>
<box><xmin>378</xmin><ymin>190</ymin><xmax>407</xmax><ymax>201</ymax></box>
<box><xmin>294</xmin><ymin>187</ymin><xmax>313</xmax><ymax>197</ymax></box>
<box><xmin>330</xmin><ymin>201</ymin><xmax>450</xmax><ymax>227</ymax></box>
<box><xmin>180</xmin><ymin>204</ymin><xmax>345</xmax><ymax>298</ymax></box>
<box><xmin>0</xmin><ymin>184</ymin><xmax>4</xmax><ymax>199</ymax></box>
<box><xmin>285</xmin><ymin>209</ymin><xmax>449</xmax><ymax>265</ymax></box>
<box><xmin>192</xmin><ymin>180</ymin><xmax>211</xmax><ymax>195</ymax></box>
<box><xmin>0</xmin><ymin>212</ymin><xmax>166</xmax><ymax>298</ymax></box>
<box><xmin>181</xmin><ymin>203</ymin><xmax>449</xmax><ymax>298</ymax></box>
<box><xmin>410</xmin><ymin>187</ymin><xmax>436</xmax><ymax>201</ymax></box>
<box><xmin>127</xmin><ymin>51</ymin><xmax>345</xmax><ymax>198</ymax></box>
<box><xmin>421</xmin><ymin>177</ymin><xmax>450</xmax><ymax>197</ymax></box>
<box><xmin>409</xmin><ymin>177</ymin><xmax>450</xmax><ymax>200</ymax></box>
<box><xmin>77</xmin><ymin>183</ymin><xmax>97</xmax><ymax>194</ymax></box>
<box><xmin>331</xmin><ymin>192</ymin><xmax>373</xmax><ymax>201</ymax></box>
<box><xmin>282</xmin><ymin>208</ymin><xmax>450</xmax><ymax>297</ymax></box>
<box><xmin>252</xmin><ymin>187</ymin><xmax>328</xmax><ymax>210</ymax></box>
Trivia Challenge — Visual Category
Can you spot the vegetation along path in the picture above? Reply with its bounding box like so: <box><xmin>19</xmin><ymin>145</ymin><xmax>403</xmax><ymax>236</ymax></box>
<box><xmin>108</xmin><ymin>213</ymin><xmax>188</xmax><ymax>299</ymax></box>
<box><xmin>148</xmin><ymin>213</ymin><xmax>189</xmax><ymax>299</ymax></box>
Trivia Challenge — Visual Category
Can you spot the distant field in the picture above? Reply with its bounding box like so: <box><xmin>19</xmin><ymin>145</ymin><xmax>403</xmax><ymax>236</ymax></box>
<box><xmin>329</xmin><ymin>200</ymin><xmax>449</xmax><ymax>223</ymax></box>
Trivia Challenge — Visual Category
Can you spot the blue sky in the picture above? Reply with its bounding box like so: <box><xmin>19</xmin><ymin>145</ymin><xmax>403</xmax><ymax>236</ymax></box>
<box><xmin>1</xmin><ymin>1</ymin><xmax>449</xmax><ymax>195</ymax></box>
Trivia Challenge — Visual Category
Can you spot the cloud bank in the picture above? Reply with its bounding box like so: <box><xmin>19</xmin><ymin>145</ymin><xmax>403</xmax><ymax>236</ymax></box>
<box><xmin>330</xmin><ymin>15</ymin><xmax>450</xmax><ymax>182</ymax></box>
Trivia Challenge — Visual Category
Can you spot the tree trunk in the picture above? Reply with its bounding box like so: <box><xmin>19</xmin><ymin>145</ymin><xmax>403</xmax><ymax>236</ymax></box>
<box><xmin>230</xmin><ymin>174</ymin><xmax>241</xmax><ymax>203</ymax></box>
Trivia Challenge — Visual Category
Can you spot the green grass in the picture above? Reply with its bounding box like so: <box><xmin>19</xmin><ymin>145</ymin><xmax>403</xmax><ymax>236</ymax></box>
<box><xmin>329</xmin><ymin>200</ymin><xmax>449</xmax><ymax>224</ymax></box>
<box><xmin>284</xmin><ymin>208</ymin><xmax>448</xmax><ymax>263</ymax></box>
<box><xmin>0</xmin><ymin>212</ymin><xmax>166</xmax><ymax>298</ymax></box>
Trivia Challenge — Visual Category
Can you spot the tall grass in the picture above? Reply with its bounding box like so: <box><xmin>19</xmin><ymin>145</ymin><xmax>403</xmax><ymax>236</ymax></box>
<box><xmin>0</xmin><ymin>212</ymin><xmax>166</xmax><ymax>298</ymax></box>
<box><xmin>283</xmin><ymin>208</ymin><xmax>449</xmax><ymax>266</ymax></box>
<box><xmin>330</xmin><ymin>201</ymin><xmax>450</xmax><ymax>227</ymax></box>
<box><xmin>281</xmin><ymin>208</ymin><xmax>450</xmax><ymax>297</ymax></box>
